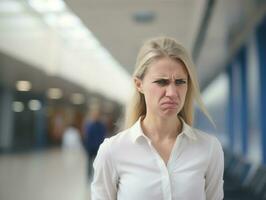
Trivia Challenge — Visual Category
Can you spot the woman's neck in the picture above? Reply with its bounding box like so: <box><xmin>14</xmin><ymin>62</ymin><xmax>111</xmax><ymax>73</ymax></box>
<box><xmin>141</xmin><ymin>114</ymin><xmax>182</xmax><ymax>141</ymax></box>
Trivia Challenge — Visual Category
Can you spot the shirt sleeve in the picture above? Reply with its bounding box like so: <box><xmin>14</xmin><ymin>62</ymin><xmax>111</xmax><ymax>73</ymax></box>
<box><xmin>205</xmin><ymin>137</ymin><xmax>224</xmax><ymax>200</ymax></box>
<box><xmin>91</xmin><ymin>138</ymin><xmax>118</xmax><ymax>200</ymax></box>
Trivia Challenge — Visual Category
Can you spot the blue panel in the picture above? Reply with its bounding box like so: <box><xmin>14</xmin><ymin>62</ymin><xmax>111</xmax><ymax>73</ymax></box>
<box><xmin>256</xmin><ymin>16</ymin><xmax>266</xmax><ymax>164</ymax></box>
<box><xmin>35</xmin><ymin>108</ymin><xmax>47</xmax><ymax>149</ymax></box>
<box><xmin>238</xmin><ymin>46</ymin><xmax>248</xmax><ymax>156</ymax></box>
<box><xmin>227</xmin><ymin>65</ymin><xmax>234</xmax><ymax>150</ymax></box>
<box><xmin>34</xmin><ymin>97</ymin><xmax>47</xmax><ymax>149</ymax></box>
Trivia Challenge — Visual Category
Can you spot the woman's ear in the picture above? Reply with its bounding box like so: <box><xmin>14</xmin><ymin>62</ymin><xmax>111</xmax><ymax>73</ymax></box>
<box><xmin>134</xmin><ymin>77</ymin><xmax>143</xmax><ymax>93</ymax></box>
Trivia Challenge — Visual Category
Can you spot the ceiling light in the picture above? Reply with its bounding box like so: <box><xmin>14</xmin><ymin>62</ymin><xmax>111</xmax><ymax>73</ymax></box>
<box><xmin>43</xmin><ymin>13</ymin><xmax>58</xmax><ymax>27</ymax></box>
<box><xmin>28</xmin><ymin>100</ymin><xmax>41</xmax><ymax>111</ymax></box>
<box><xmin>65</xmin><ymin>35</ymin><xmax>100</xmax><ymax>51</ymax></box>
<box><xmin>13</xmin><ymin>101</ymin><xmax>24</xmax><ymax>112</ymax></box>
<box><xmin>28</xmin><ymin>0</ymin><xmax>66</xmax><ymax>13</ymax></box>
<box><xmin>70</xmin><ymin>93</ymin><xmax>85</xmax><ymax>105</ymax></box>
<box><xmin>43</xmin><ymin>12</ymin><xmax>81</xmax><ymax>29</ymax></box>
<box><xmin>47</xmin><ymin>88</ymin><xmax>63</xmax><ymax>99</ymax></box>
<box><xmin>63</xmin><ymin>28</ymin><xmax>89</xmax><ymax>40</ymax></box>
<box><xmin>16</xmin><ymin>81</ymin><xmax>32</xmax><ymax>91</ymax></box>
<box><xmin>0</xmin><ymin>0</ymin><xmax>24</xmax><ymax>13</ymax></box>
<box><xmin>1</xmin><ymin>14</ymin><xmax>41</xmax><ymax>29</ymax></box>
<box><xmin>57</xmin><ymin>12</ymin><xmax>81</xmax><ymax>28</ymax></box>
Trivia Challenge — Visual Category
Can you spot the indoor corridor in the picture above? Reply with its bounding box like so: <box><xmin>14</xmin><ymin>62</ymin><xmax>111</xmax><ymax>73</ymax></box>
<box><xmin>0</xmin><ymin>0</ymin><xmax>266</xmax><ymax>199</ymax></box>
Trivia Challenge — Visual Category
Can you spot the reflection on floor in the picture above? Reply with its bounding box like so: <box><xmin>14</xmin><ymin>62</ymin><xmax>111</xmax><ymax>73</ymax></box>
<box><xmin>0</xmin><ymin>147</ymin><xmax>90</xmax><ymax>200</ymax></box>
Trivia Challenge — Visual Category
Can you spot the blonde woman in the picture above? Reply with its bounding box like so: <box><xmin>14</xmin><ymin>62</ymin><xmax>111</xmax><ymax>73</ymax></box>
<box><xmin>91</xmin><ymin>37</ymin><xmax>224</xmax><ymax>200</ymax></box>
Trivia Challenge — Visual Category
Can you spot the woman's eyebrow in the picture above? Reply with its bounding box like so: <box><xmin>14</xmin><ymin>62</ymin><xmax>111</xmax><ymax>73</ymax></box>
<box><xmin>151</xmin><ymin>76</ymin><xmax>168</xmax><ymax>80</ymax></box>
<box><xmin>152</xmin><ymin>76</ymin><xmax>187</xmax><ymax>80</ymax></box>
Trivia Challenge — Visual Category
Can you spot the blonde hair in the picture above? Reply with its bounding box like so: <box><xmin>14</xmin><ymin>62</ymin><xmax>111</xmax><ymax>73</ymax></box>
<box><xmin>124</xmin><ymin>36</ymin><xmax>213</xmax><ymax>128</ymax></box>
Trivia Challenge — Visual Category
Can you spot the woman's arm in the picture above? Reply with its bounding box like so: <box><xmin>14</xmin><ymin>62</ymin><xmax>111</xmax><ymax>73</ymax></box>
<box><xmin>91</xmin><ymin>138</ymin><xmax>118</xmax><ymax>200</ymax></box>
<box><xmin>205</xmin><ymin>137</ymin><xmax>224</xmax><ymax>200</ymax></box>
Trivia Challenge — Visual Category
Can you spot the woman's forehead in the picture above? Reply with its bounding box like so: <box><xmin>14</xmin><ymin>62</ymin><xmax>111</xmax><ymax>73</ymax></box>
<box><xmin>146</xmin><ymin>57</ymin><xmax>188</xmax><ymax>77</ymax></box>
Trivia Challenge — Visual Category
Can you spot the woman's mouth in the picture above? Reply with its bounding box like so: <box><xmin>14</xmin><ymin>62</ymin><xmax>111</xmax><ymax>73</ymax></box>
<box><xmin>161</xmin><ymin>102</ymin><xmax>178</xmax><ymax>109</ymax></box>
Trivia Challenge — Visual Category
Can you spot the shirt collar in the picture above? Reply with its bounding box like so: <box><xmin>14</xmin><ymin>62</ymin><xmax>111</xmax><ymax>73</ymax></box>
<box><xmin>179</xmin><ymin>117</ymin><xmax>197</xmax><ymax>140</ymax></box>
<box><xmin>130</xmin><ymin>117</ymin><xmax>149</xmax><ymax>143</ymax></box>
<box><xmin>130</xmin><ymin>116</ymin><xmax>197</xmax><ymax>143</ymax></box>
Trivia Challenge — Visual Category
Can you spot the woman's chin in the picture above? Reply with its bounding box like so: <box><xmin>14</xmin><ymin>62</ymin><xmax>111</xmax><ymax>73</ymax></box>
<box><xmin>159</xmin><ymin>108</ymin><xmax>178</xmax><ymax>117</ymax></box>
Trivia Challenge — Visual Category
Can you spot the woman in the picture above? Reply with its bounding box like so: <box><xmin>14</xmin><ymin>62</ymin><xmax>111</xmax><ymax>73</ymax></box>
<box><xmin>91</xmin><ymin>37</ymin><xmax>224</xmax><ymax>200</ymax></box>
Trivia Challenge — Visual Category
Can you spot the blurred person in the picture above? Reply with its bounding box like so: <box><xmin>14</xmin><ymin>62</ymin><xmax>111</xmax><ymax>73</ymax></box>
<box><xmin>62</xmin><ymin>123</ymin><xmax>85</xmax><ymax>168</ymax></box>
<box><xmin>84</xmin><ymin>108</ymin><xmax>106</xmax><ymax>179</ymax></box>
<box><xmin>91</xmin><ymin>37</ymin><xmax>224</xmax><ymax>200</ymax></box>
<box><xmin>62</xmin><ymin>123</ymin><xmax>82</xmax><ymax>150</ymax></box>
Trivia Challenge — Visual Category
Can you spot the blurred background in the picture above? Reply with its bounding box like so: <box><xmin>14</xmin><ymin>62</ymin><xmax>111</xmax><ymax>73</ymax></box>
<box><xmin>0</xmin><ymin>0</ymin><xmax>266</xmax><ymax>199</ymax></box>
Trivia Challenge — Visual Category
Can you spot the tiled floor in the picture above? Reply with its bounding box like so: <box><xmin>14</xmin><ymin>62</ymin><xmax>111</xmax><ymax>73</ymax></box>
<box><xmin>0</xmin><ymin>147</ymin><xmax>91</xmax><ymax>200</ymax></box>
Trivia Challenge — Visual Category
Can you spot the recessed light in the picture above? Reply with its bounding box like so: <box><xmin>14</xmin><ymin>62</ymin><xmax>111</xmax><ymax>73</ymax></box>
<box><xmin>28</xmin><ymin>100</ymin><xmax>41</xmax><ymax>111</ymax></box>
<box><xmin>47</xmin><ymin>88</ymin><xmax>63</xmax><ymax>99</ymax></box>
<box><xmin>12</xmin><ymin>101</ymin><xmax>24</xmax><ymax>112</ymax></box>
<box><xmin>28</xmin><ymin>0</ymin><xmax>66</xmax><ymax>13</ymax></box>
<box><xmin>16</xmin><ymin>81</ymin><xmax>32</xmax><ymax>91</ymax></box>
<box><xmin>70</xmin><ymin>93</ymin><xmax>85</xmax><ymax>105</ymax></box>
<box><xmin>0</xmin><ymin>0</ymin><xmax>24</xmax><ymax>13</ymax></box>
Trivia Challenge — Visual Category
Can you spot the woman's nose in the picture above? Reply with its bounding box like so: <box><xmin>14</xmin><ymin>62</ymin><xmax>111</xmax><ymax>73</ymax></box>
<box><xmin>165</xmin><ymin>84</ymin><xmax>178</xmax><ymax>98</ymax></box>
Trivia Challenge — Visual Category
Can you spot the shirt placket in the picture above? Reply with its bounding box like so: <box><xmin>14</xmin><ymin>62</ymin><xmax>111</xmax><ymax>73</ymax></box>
<box><xmin>167</xmin><ymin>135</ymin><xmax>185</xmax><ymax>199</ymax></box>
<box><xmin>147</xmin><ymin>140</ymin><xmax>172</xmax><ymax>200</ymax></box>
<box><xmin>167</xmin><ymin>135</ymin><xmax>184</xmax><ymax>171</ymax></box>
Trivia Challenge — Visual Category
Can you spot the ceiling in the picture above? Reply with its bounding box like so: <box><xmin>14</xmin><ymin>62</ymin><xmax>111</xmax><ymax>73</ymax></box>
<box><xmin>64</xmin><ymin>0</ymin><xmax>266</xmax><ymax>86</ymax></box>
<box><xmin>64</xmin><ymin>0</ymin><xmax>205</xmax><ymax>73</ymax></box>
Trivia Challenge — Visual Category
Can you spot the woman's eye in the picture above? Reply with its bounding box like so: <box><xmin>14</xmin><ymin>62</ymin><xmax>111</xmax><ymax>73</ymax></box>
<box><xmin>154</xmin><ymin>79</ymin><xmax>168</xmax><ymax>85</ymax></box>
<box><xmin>175</xmin><ymin>79</ymin><xmax>186</xmax><ymax>85</ymax></box>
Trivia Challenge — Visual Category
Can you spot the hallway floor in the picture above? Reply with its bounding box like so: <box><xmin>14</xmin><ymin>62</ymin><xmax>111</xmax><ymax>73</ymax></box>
<box><xmin>0</xmin><ymin>147</ymin><xmax>90</xmax><ymax>200</ymax></box>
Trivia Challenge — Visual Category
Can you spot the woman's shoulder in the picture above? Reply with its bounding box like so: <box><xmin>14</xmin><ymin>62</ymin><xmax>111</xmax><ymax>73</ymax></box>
<box><xmin>191</xmin><ymin>127</ymin><xmax>222</xmax><ymax>147</ymax></box>
<box><xmin>190</xmin><ymin>128</ymin><xmax>224</xmax><ymax>161</ymax></box>
<box><xmin>110</xmin><ymin>127</ymin><xmax>133</xmax><ymax>141</ymax></box>
<box><xmin>99</xmin><ymin>127</ymin><xmax>133</xmax><ymax>151</ymax></box>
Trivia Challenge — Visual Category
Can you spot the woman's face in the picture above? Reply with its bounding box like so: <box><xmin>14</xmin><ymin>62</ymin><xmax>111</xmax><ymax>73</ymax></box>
<box><xmin>135</xmin><ymin>57</ymin><xmax>188</xmax><ymax>118</ymax></box>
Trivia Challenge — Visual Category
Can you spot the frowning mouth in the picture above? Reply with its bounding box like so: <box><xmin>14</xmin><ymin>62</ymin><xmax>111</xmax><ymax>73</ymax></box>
<box><xmin>161</xmin><ymin>101</ymin><xmax>178</xmax><ymax>106</ymax></box>
<box><xmin>161</xmin><ymin>102</ymin><xmax>178</xmax><ymax>109</ymax></box>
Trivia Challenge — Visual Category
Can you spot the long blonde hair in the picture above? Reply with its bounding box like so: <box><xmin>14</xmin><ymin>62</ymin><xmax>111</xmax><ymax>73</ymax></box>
<box><xmin>124</xmin><ymin>37</ymin><xmax>213</xmax><ymax>128</ymax></box>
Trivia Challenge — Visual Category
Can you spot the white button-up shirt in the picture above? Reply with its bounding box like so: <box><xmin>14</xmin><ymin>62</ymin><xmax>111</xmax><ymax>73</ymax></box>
<box><xmin>91</xmin><ymin>118</ymin><xmax>224</xmax><ymax>200</ymax></box>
